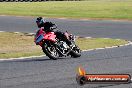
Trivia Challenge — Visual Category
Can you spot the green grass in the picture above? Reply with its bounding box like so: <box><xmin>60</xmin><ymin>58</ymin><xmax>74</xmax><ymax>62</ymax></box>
<box><xmin>0</xmin><ymin>32</ymin><xmax>128</xmax><ymax>59</ymax></box>
<box><xmin>0</xmin><ymin>32</ymin><xmax>43</xmax><ymax>58</ymax></box>
<box><xmin>0</xmin><ymin>0</ymin><xmax>132</xmax><ymax>19</ymax></box>
<box><xmin>76</xmin><ymin>38</ymin><xmax>127</xmax><ymax>50</ymax></box>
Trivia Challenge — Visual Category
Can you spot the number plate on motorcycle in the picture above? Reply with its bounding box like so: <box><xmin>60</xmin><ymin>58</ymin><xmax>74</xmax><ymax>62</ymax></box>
<box><xmin>36</xmin><ymin>34</ymin><xmax>44</xmax><ymax>43</ymax></box>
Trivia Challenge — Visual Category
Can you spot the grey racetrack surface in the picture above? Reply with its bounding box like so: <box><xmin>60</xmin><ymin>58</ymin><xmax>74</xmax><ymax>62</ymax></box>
<box><xmin>0</xmin><ymin>16</ymin><xmax>132</xmax><ymax>88</ymax></box>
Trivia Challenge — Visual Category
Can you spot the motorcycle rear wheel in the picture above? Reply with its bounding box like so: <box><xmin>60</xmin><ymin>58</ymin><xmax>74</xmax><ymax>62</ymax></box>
<box><xmin>70</xmin><ymin>44</ymin><xmax>81</xmax><ymax>58</ymax></box>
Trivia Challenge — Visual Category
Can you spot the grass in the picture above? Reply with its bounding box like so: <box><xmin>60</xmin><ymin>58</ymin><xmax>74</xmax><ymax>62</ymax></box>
<box><xmin>0</xmin><ymin>32</ymin><xmax>128</xmax><ymax>59</ymax></box>
<box><xmin>0</xmin><ymin>32</ymin><xmax>43</xmax><ymax>58</ymax></box>
<box><xmin>0</xmin><ymin>0</ymin><xmax>132</xmax><ymax>19</ymax></box>
<box><xmin>76</xmin><ymin>38</ymin><xmax>127</xmax><ymax>50</ymax></box>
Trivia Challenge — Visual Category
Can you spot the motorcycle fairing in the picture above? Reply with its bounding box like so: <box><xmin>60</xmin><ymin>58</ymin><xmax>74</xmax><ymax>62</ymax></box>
<box><xmin>35</xmin><ymin>34</ymin><xmax>44</xmax><ymax>44</ymax></box>
<box><xmin>44</xmin><ymin>32</ymin><xmax>56</xmax><ymax>42</ymax></box>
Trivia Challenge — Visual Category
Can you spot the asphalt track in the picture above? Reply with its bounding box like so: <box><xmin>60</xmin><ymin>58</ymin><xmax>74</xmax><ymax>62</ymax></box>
<box><xmin>0</xmin><ymin>16</ymin><xmax>132</xmax><ymax>88</ymax></box>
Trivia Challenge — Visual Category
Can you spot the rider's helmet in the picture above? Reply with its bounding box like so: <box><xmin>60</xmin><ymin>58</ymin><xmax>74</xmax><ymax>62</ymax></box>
<box><xmin>36</xmin><ymin>17</ymin><xmax>45</xmax><ymax>28</ymax></box>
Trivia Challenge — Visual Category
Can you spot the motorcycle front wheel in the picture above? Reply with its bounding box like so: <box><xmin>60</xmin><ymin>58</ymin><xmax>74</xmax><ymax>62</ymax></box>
<box><xmin>42</xmin><ymin>42</ymin><xmax>59</xmax><ymax>60</ymax></box>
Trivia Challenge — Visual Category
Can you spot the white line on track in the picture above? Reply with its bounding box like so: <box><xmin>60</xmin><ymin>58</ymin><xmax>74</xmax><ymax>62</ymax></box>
<box><xmin>14</xmin><ymin>32</ymin><xmax>20</xmax><ymax>33</ymax></box>
<box><xmin>0</xmin><ymin>55</ymin><xmax>46</xmax><ymax>61</ymax></box>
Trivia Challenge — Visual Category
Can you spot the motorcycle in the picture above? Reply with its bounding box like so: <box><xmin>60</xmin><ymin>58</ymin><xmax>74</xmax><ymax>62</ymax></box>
<box><xmin>34</xmin><ymin>27</ymin><xmax>81</xmax><ymax>60</ymax></box>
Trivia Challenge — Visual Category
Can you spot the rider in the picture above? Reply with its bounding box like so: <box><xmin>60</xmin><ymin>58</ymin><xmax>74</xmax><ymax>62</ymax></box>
<box><xmin>36</xmin><ymin>17</ymin><xmax>72</xmax><ymax>46</ymax></box>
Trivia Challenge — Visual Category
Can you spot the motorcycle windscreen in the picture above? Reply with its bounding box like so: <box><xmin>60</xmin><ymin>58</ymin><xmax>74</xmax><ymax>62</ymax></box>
<box><xmin>35</xmin><ymin>34</ymin><xmax>44</xmax><ymax>44</ymax></box>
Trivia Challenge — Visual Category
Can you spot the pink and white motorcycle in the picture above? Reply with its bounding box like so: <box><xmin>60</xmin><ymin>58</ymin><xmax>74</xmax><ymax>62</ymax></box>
<box><xmin>34</xmin><ymin>27</ymin><xmax>81</xmax><ymax>60</ymax></box>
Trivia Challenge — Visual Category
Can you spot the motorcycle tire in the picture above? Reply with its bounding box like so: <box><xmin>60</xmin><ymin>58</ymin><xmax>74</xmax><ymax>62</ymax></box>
<box><xmin>42</xmin><ymin>43</ymin><xmax>59</xmax><ymax>60</ymax></box>
<box><xmin>70</xmin><ymin>45</ymin><xmax>81</xmax><ymax>58</ymax></box>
